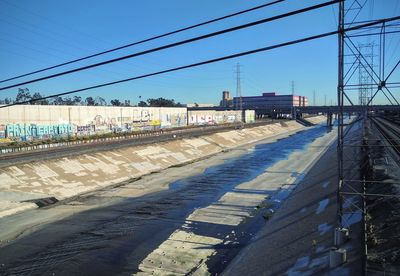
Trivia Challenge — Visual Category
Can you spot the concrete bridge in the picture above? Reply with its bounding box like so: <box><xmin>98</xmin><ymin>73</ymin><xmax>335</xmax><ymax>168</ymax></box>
<box><xmin>295</xmin><ymin>105</ymin><xmax>400</xmax><ymax>127</ymax></box>
<box><xmin>297</xmin><ymin>105</ymin><xmax>400</xmax><ymax>114</ymax></box>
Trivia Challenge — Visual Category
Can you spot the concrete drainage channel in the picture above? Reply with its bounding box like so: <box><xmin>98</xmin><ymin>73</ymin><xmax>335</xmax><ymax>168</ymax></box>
<box><xmin>0</xmin><ymin>120</ymin><xmax>277</xmax><ymax>156</ymax></box>
<box><xmin>0</xmin><ymin>123</ymin><xmax>334</xmax><ymax>275</ymax></box>
<box><xmin>22</xmin><ymin>197</ymin><xmax>59</xmax><ymax>208</ymax></box>
<box><xmin>0</xmin><ymin>120</ymin><xmax>283</xmax><ymax>168</ymax></box>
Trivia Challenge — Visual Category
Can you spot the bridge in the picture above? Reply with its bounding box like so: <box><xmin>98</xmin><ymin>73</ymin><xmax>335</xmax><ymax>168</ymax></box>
<box><xmin>188</xmin><ymin>105</ymin><xmax>400</xmax><ymax>119</ymax></box>
<box><xmin>297</xmin><ymin>105</ymin><xmax>400</xmax><ymax>114</ymax></box>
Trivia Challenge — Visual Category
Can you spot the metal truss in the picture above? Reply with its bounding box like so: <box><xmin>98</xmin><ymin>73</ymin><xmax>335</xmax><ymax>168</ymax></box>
<box><xmin>337</xmin><ymin>0</ymin><xmax>400</xmax><ymax>271</ymax></box>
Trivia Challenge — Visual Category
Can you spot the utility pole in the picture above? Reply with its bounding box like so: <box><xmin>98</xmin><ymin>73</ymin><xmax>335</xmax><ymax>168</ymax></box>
<box><xmin>324</xmin><ymin>94</ymin><xmax>327</xmax><ymax>106</ymax></box>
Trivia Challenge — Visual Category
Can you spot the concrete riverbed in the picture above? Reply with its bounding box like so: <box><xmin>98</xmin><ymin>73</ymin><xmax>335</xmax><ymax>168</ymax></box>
<box><xmin>0</xmin><ymin>120</ymin><xmax>304</xmax><ymax>218</ymax></box>
<box><xmin>0</xmin><ymin>117</ymin><xmax>339</xmax><ymax>275</ymax></box>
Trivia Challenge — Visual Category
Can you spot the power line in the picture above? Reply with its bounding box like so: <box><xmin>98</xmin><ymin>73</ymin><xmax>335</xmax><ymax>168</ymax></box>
<box><xmin>2</xmin><ymin>33</ymin><xmax>338</xmax><ymax>108</ymax></box>
<box><xmin>0</xmin><ymin>0</ymin><xmax>287</xmax><ymax>84</ymax></box>
<box><xmin>0</xmin><ymin>2</ymin><xmax>221</xmax><ymax>84</ymax></box>
<box><xmin>0</xmin><ymin>0</ymin><xmax>340</xmax><ymax>91</ymax></box>
<box><xmin>0</xmin><ymin>0</ymin><xmax>115</xmax><ymax>49</ymax></box>
<box><xmin>2</xmin><ymin>15</ymin><xmax>398</xmax><ymax>109</ymax></box>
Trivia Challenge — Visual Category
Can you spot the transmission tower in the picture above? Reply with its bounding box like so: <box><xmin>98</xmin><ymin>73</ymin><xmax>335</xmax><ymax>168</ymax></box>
<box><xmin>358</xmin><ymin>43</ymin><xmax>375</xmax><ymax>105</ymax></box>
<box><xmin>291</xmin><ymin>80</ymin><xmax>295</xmax><ymax>95</ymax></box>
<box><xmin>313</xmin><ymin>90</ymin><xmax>316</xmax><ymax>106</ymax></box>
<box><xmin>235</xmin><ymin>63</ymin><xmax>243</xmax><ymax>111</ymax></box>
<box><xmin>335</xmin><ymin>0</ymin><xmax>400</xmax><ymax>271</ymax></box>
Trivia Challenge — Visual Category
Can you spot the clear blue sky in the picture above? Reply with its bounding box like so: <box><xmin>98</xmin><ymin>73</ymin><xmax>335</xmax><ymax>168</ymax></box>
<box><xmin>0</xmin><ymin>0</ymin><xmax>399</xmax><ymax>105</ymax></box>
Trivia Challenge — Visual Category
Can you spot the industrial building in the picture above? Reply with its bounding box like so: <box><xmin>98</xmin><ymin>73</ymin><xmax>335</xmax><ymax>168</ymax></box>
<box><xmin>232</xmin><ymin>92</ymin><xmax>308</xmax><ymax>109</ymax></box>
<box><xmin>220</xmin><ymin>91</ymin><xmax>308</xmax><ymax>116</ymax></box>
<box><xmin>220</xmin><ymin>91</ymin><xmax>233</xmax><ymax>108</ymax></box>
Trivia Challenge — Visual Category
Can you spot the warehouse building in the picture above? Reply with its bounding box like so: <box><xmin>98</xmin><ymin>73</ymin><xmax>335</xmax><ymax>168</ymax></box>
<box><xmin>232</xmin><ymin>92</ymin><xmax>308</xmax><ymax>110</ymax></box>
<box><xmin>219</xmin><ymin>91</ymin><xmax>233</xmax><ymax>108</ymax></box>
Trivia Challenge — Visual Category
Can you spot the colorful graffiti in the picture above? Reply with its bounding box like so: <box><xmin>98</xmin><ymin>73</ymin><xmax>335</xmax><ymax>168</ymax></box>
<box><xmin>0</xmin><ymin>125</ymin><xmax>5</xmax><ymax>139</ymax></box>
<box><xmin>189</xmin><ymin>114</ymin><xmax>238</xmax><ymax>125</ymax></box>
<box><xmin>6</xmin><ymin>124</ymin><xmax>73</xmax><ymax>138</ymax></box>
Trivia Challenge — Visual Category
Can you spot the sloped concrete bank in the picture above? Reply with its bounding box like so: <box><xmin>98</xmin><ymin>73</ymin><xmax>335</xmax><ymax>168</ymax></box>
<box><xmin>0</xmin><ymin>117</ymin><xmax>326</xmax><ymax>218</ymax></box>
<box><xmin>0</xmin><ymin>116</ymin><xmax>332</xmax><ymax>275</ymax></box>
<box><xmin>306</xmin><ymin>115</ymin><xmax>330</xmax><ymax>125</ymax></box>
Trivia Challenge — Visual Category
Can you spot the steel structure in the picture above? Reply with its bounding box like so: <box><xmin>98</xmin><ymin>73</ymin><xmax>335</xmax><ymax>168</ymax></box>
<box><xmin>337</xmin><ymin>0</ymin><xmax>400</xmax><ymax>272</ymax></box>
<box><xmin>357</xmin><ymin>43</ymin><xmax>375</xmax><ymax>105</ymax></box>
<box><xmin>235</xmin><ymin>63</ymin><xmax>243</xmax><ymax>112</ymax></box>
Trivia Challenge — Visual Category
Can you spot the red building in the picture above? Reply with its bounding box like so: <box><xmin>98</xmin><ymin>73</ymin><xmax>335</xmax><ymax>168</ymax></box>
<box><xmin>232</xmin><ymin>92</ymin><xmax>308</xmax><ymax>109</ymax></box>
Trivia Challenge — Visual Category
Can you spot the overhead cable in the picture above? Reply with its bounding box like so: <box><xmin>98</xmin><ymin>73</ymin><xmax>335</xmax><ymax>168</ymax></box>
<box><xmin>2</xmin><ymin>15</ymin><xmax>399</xmax><ymax>109</ymax></box>
<box><xmin>0</xmin><ymin>0</ymin><xmax>286</xmax><ymax>84</ymax></box>
<box><xmin>0</xmin><ymin>0</ymin><xmax>340</xmax><ymax>91</ymax></box>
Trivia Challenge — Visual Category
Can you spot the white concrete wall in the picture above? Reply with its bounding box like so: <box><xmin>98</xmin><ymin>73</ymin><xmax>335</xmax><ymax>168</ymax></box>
<box><xmin>0</xmin><ymin>105</ymin><xmax>187</xmax><ymax>126</ymax></box>
<box><xmin>188</xmin><ymin>110</ymin><xmax>242</xmax><ymax>125</ymax></box>
<box><xmin>244</xmin><ymin>110</ymin><xmax>255</xmax><ymax>123</ymax></box>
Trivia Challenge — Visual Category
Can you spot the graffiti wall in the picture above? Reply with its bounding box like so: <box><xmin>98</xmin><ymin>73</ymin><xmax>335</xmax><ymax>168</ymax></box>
<box><xmin>0</xmin><ymin>105</ymin><xmax>256</xmax><ymax>140</ymax></box>
<box><xmin>188</xmin><ymin>110</ymin><xmax>242</xmax><ymax>125</ymax></box>
<box><xmin>0</xmin><ymin>105</ymin><xmax>187</xmax><ymax>140</ymax></box>
<box><xmin>6</xmin><ymin>124</ymin><xmax>73</xmax><ymax>137</ymax></box>
<box><xmin>0</xmin><ymin>125</ymin><xmax>6</xmax><ymax>139</ymax></box>
<box><xmin>244</xmin><ymin>110</ymin><xmax>256</xmax><ymax>123</ymax></box>
<box><xmin>3</xmin><ymin>124</ymin><xmax>73</xmax><ymax>141</ymax></box>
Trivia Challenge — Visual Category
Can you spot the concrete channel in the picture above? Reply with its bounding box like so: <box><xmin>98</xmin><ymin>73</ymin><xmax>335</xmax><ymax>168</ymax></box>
<box><xmin>0</xmin><ymin>117</ymin><xmax>348</xmax><ymax>275</ymax></box>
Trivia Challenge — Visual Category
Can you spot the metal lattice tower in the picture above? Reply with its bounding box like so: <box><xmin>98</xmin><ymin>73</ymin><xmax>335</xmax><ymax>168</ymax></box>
<box><xmin>291</xmin><ymin>80</ymin><xmax>295</xmax><ymax>95</ymax></box>
<box><xmin>235</xmin><ymin>63</ymin><xmax>243</xmax><ymax>111</ymax></box>
<box><xmin>313</xmin><ymin>90</ymin><xmax>316</xmax><ymax>106</ymax></box>
<box><xmin>336</xmin><ymin>0</ymin><xmax>400</xmax><ymax>271</ymax></box>
<box><xmin>357</xmin><ymin>43</ymin><xmax>375</xmax><ymax>105</ymax></box>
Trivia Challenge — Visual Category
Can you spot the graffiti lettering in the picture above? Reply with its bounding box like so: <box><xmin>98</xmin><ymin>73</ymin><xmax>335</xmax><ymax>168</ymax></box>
<box><xmin>6</xmin><ymin>124</ymin><xmax>73</xmax><ymax>138</ymax></box>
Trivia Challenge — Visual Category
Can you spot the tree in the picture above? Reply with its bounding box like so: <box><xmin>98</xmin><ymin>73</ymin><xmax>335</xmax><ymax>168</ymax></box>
<box><xmin>15</xmin><ymin>88</ymin><xmax>32</xmax><ymax>103</ymax></box>
<box><xmin>124</xmin><ymin>100</ymin><xmax>131</xmax><ymax>106</ymax></box>
<box><xmin>31</xmin><ymin>92</ymin><xmax>49</xmax><ymax>105</ymax></box>
<box><xmin>85</xmin><ymin>96</ymin><xmax>95</xmax><ymax>106</ymax></box>
<box><xmin>73</xmin><ymin>96</ymin><xmax>82</xmax><ymax>105</ymax></box>
<box><xmin>0</xmin><ymin>98</ymin><xmax>12</xmax><ymax>104</ymax></box>
<box><xmin>63</xmin><ymin>97</ymin><xmax>75</xmax><ymax>105</ymax></box>
<box><xmin>110</xmin><ymin>99</ymin><xmax>122</xmax><ymax>106</ymax></box>
<box><xmin>52</xmin><ymin>96</ymin><xmax>64</xmax><ymax>105</ymax></box>
<box><xmin>147</xmin><ymin>97</ymin><xmax>177</xmax><ymax>107</ymax></box>
<box><xmin>94</xmin><ymin>96</ymin><xmax>107</xmax><ymax>106</ymax></box>
<box><xmin>31</xmin><ymin>92</ymin><xmax>42</xmax><ymax>105</ymax></box>
<box><xmin>138</xmin><ymin>100</ymin><xmax>148</xmax><ymax>107</ymax></box>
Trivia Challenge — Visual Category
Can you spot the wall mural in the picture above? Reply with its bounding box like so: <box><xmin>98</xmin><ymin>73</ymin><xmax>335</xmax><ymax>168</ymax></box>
<box><xmin>0</xmin><ymin>110</ymin><xmax>242</xmax><ymax>141</ymax></box>
<box><xmin>0</xmin><ymin>125</ymin><xmax>5</xmax><ymax>139</ymax></box>
<box><xmin>189</xmin><ymin>114</ymin><xmax>238</xmax><ymax>125</ymax></box>
<box><xmin>5</xmin><ymin>124</ymin><xmax>73</xmax><ymax>140</ymax></box>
